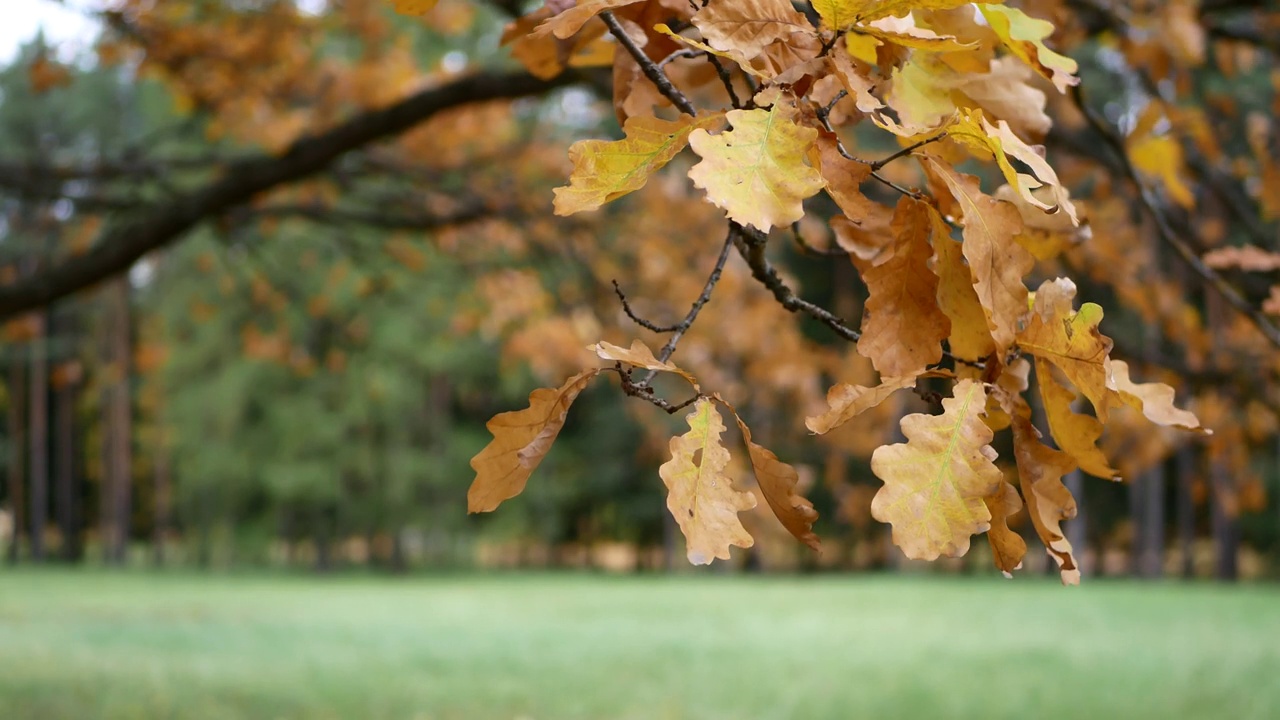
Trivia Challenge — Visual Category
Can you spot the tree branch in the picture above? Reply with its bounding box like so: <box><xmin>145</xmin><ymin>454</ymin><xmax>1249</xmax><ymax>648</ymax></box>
<box><xmin>0</xmin><ymin>69</ymin><xmax>576</xmax><ymax>320</ymax></box>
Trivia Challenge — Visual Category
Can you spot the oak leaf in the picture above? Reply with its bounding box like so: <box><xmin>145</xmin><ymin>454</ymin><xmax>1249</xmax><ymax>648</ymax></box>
<box><xmin>984</xmin><ymin>480</ymin><xmax>1026</xmax><ymax>577</ymax></box>
<box><xmin>391</xmin><ymin>0</ymin><xmax>438</xmax><ymax>15</ymax></box>
<box><xmin>1106</xmin><ymin>359</ymin><xmax>1208</xmax><ymax>434</ymax></box>
<box><xmin>871</xmin><ymin>379</ymin><xmax>1003</xmax><ymax>560</ymax></box>
<box><xmin>925</xmin><ymin>157</ymin><xmax>1032</xmax><ymax>354</ymax></box>
<box><xmin>733</xmin><ymin>411</ymin><xmax>820</xmax><ymax>551</ymax></box>
<box><xmin>555</xmin><ymin>115</ymin><xmax>725</xmax><ymax>216</ymax></box>
<box><xmin>1011</xmin><ymin>415</ymin><xmax>1081</xmax><ymax>585</ymax></box>
<box><xmin>813</xmin><ymin>0</ymin><xmax>978</xmax><ymax>29</ymax></box>
<box><xmin>535</xmin><ymin>0</ymin><xmax>644</xmax><ymax>40</ymax></box>
<box><xmin>688</xmin><ymin>103</ymin><xmax>825</xmax><ymax>231</ymax></box>
<box><xmin>1037</xmin><ymin>358</ymin><xmax>1118</xmax><ymax>479</ymax></box>
<box><xmin>468</xmin><ymin>369</ymin><xmax>601</xmax><ymax>513</ymax></box>
<box><xmin>590</xmin><ymin>339</ymin><xmax>699</xmax><ymax>387</ymax></box>
<box><xmin>979</xmin><ymin>3</ymin><xmax>1079</xmax><ymax>93</ymax></box>
<box><xmin>660</xmin><ymin>398</ymin><xmax>757</xmax><ymax>564</ymax></box>
<box><xmin>691</xmin><ymin>0</ymin><xmax>810</xmax><ymax>58</ymax></box>
<box><xmin>806</xmin><ymin>374</ymin><xmax>921</xmax><ymax>435</ymax></box>
<box><xmin>946</xmin><ymin>109</ymin><xmax>1077</xmax><ymax>223</ymax></box>
<box><xmin>857</xmin><ymin>198</ymin><xmax>950</xmax><ymax>377</ymax></box>
<box><xmin>929</xmin><ymin>203</ymin><xmax>997</xmax><ymax>367</ymax></box>
<box><xmin>1018</xmin><ymin>278</ymin><xmax>1113</xmax><ymax>421</ymax></box>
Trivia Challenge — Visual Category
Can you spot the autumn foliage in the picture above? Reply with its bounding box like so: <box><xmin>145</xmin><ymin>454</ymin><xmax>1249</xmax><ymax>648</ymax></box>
<box><xmin>456</xmin><ymin>0</ymin><xmax>1226</xmax><ymax>583</ymax></box>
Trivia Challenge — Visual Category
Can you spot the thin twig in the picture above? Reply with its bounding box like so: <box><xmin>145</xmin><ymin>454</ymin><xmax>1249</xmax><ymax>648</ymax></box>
<box><xmin>791</xmin><ymin>221</ymin><xmax>847</xmax><ymax>257</ymax></box>
<box><xmin>870</xmin><ymin>131</ymin><xmax>948</xmax><ymax>171</ymax></box>
<box><xmin>1073</xmin><ymin>84</ymin><xmax>1280</xmax><ymax>349</ymax></box>
<box><xmin>612</xmin><ymin>280</ymin><xmax>681</xmax><ymax>333</ymax></box>
<box><xmin>812</xmin><ymin>98</ymin><xmax>926</xmax><ymax>199</ymax></box>
<box><xmin>732</xmin><ymin>223</ymin><xmax>862</xmax><ymax>342</ymax></box>
<box><xmin>705</xmin><ymin>54</ymin><xmax>744</xmax><ymax>109</ymax></box>
<box><xmin>612</xmin><ymin>366</ymin><xmax>702</xmax><ymax>414</ymax></box>
<box><xmin>599</xmin><ymin>11</ymin><xmax>697</xmax><ymax>117</ymax></box>
<box><xmin>654</xmin><ymin>228</ymin><xmax>736</xmax><ymax>363</ymax></box>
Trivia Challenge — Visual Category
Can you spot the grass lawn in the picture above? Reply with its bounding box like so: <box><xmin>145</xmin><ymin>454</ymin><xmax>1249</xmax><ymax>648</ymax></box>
<box><xmin>0</xmin><ymin>570</ymin><xmax>1277</xmax><ymax>719</ymax></box>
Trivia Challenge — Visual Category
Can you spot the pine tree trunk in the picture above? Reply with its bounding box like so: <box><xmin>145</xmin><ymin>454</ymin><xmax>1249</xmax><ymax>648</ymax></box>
<box><xmin>107</xmin><ymin>279</ymin><xmax>133</xmax><ymax>564</ymax></box>
<box><xmin>1175</xmin><ymin>446</ymin><xmax>1196</xmax><ymax>579</ymax></box>
<box><xmin>1139</xmin><ymin>465</ymin><xmax>1165</xmax><ymax>578</ymax></box>
<box><xmin>1064</xmin><ymin>469</ymin><xmax>1088</xmax><ymax>577</ymax></box>
<box><xmin>54</xmin><ymin>366</ymin><xmax>80</xmax><ymax>563</ymax></box>
<box><xmin>6</xmin><ymin>356</ymin><xmax>25</xmax><ymax>564</ymax></box>
<box><xmin>28</xmin><ymin>311</ymin><xmax>48</xmax><ymax>562</ymax></box>
<box><xmin>1210</xmin><ymin>459</ymin><xmax>1240</xmax><ymax>581</ymax></box>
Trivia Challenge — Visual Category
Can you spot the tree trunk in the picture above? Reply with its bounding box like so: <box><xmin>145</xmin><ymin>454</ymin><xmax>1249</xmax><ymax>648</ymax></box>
<box><xmin>1064</xmin><ymin>469</ymin><xmax>1088</xmax><ymax>577</ymax></box>
<box><xmin>1139</xmin><ymin>464</ymin><xmax>1165</xmax><ymax>578</ymax></box>
<box><xmin>1175</xmin><ymin>446</ymin><xmax>1196</xmax><ymax>579</ymax></box>
<box><xmin>28</xmin><ymin>311</ymin><xmax>48</xmax><ymax>562</ymax></box>
<box><xmin>105</xmin><ymin>279</ymin><xmax>133</xmax><ymax>564</ymax></box>
<box><xmin>6</xmin><ymin>355</ymin><xmax>25</xmax><ymax>564</ymax></box>
<box><xmin>152</xmin><ymin>430</ymin><xmax>170</xmax><ymax>567</ymax></box>
<box><xmin>54</xmin><ymin>363</ymin><xmax>80</xmax><ymax>563</ymax></box>
<box><xmin>1209</xmin><ymin>458</ymin><xmax>1239</xmax><ymax>581</ymax></box>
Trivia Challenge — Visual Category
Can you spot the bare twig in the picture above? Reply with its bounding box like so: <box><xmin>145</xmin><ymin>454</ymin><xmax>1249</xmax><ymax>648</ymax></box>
<box><xmin>612</xmin><ymin>366</ymin><xmax>702</xmax><ymax>414</ymax></box>
<box><xmin>652</xmin><ymin>228</ymin><xmax>736</xmax><ymax>364</ymax></box>
<box><xmin>612</xmin><ymin>280</ymin><xmax>681</xmax><ymax>333</ymax></box>
<box><xmin>869</xmin><ymin>131</ymin><xmax>948</xmax><ymax>171</ymax></box>
<box><xmin>599</xmin><ymin>11</ymin><xmax>698</xmax><ymax>117</ymax></box>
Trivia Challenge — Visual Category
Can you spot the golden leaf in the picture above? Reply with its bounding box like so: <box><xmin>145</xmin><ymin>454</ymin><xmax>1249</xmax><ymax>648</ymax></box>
<box><xmin>391</xmin><ymin>0</ymin><xmax>438</xmax><ymax>15</ymax></box>
<box><xmin>984</xmin><ymin>481</ymin><xmax>1026</xmax><ymax>577</ymax></box>
<box><xmin>929</xmin><ymin>203</ymin><xmax>997</xmax><ymax>367</ymax></box>
<box><xmin>946</xmin><ymin>109</ymin><xmax>1078</xmax><ymax>224</ymax></box>
<box><xmin>871</xmin><ymin>379</ymin><xmax>1003</xmax><ymax>560</ymax></box>
<box><xmin>691</xmin><ymin>0</ymin><xmax>810</xmax><ymax>58</ymax></box>
<box><xmin>733</xmin><ymin>411</ymin><xmax>821</xmax><ymax>551</ymax></box>
<box><xmin>653</xmin><ymin>24</ymin><xmax>766</xmax><ymax>79</ymax></box>
<box><xmin>1129</xmin><ymin>133</ymin><xmax>1195</xmax><ymax>210</ymax></box>
<box><xmin>979</xmin><ymin>3</ymin><xmax>1079</xmax><ymax>93</ymax></box>
<box><xmin>1106</xmin><ymin>359</ymin><xmax>1209</xmax><ymax>434</ymax></box>
<box><xmin>688</xmin><ymin>103</ymin><xmax>826</xmax><ymax>232</ymax></box>
<box><xmin>1017</xmin><ymin>278</ymin><xmax>1113</xmax><ymax>421</ymax></box>
<box><xmin>590</xmin><ymin>339</ymin><xmax>699</xmax><ymax>388</ymax></box>
<box><xmin>467</xmin><ymin>369</ymin><xmax>601</xmax><ymax>513</ymax></box>
<box><xmin>924</xmin><ymin>157</ymin><xmax>1032</xmax><ymax>354</ymax></box>
<box><xmin>857</xmin><ymin>198</ymin><xmax>950</xmax><ymax>377</ymax></box>
<box><xmin>806</xmin><ymin>374</ymin><xmax>920</xmax><ymax>435</ymax></box>
<box><xmin>1011</xmin><ymin>415</ymin><xmax>1081</xmax><ymax>585</ymax></box>
<box><xmin>535</xmin><ymin>0</ymin><xmax>644</xmax><ymax>40</ymax></box>
<box><xmin>554</xmin><ymin>115</ymin><xmax>724</xmax><ymax>216</ymax></box>
<box><xmin>660</xmin><ymin>398</ymin><xmax>757</xmax><ymax>564</ymax></box>
<box><xmin>813</xmin><ymin>0</ymin><xmax>978</xmax><ymax>29</ymax></box>
<box><xmin>1037</xmin><ymin>358</ymin><xmax>1119</xmax><ymax>480</ymax></box>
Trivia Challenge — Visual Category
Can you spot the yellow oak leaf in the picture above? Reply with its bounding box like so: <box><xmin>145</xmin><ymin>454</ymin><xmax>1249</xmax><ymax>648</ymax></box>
<box><xmin>1128</xmin><ymin>133</ymin><xmax>1195</xmax><ymax>210</ymax></box>
<box><xmin>660</xmin><ymin>398</ymin><xmax>757</xmax><ymax>564</ymax></box>
<box><xmin>929</xmin><ymin>203</ymin><xmax>996</xmax><ymax>367</ymax></box>
<box><xmin>391</xmin><ymin>0</ymin><xmax>438</xmax><ymax>15</ymax></box>
<box><xmin>1011</xmin><ymin>415</ymin><xmax>1081</xmax><ymax>585</ymax></box>
<box><xmin>984</xmin><ymin>480</ymin><xmax>1026</xmax><ymax>577</ymax></box>
<box><xmin>858</xmin><ymin>198</ymin><xmax>950</xmax><ymax>377</ymax></box>
<box><xmin>924</xmin><ymin>157</ymin><xmax>1032</xmax><ymax>354</ymax></box>
<box><xmin>1017</xmin><ymin>278</ymin><xmax>1113</xmax><ymax>422</ymax></box>
<box><xmin>1106</xmin><ymin>359</ymin><xmax>1209</xmax><ymax>434</ymax></box>
<box><xmin>805</xmin><ymin>374</ymin><xmax>921</xmax><ymax>435</ymax></box>
<box><xmin>996</xmin><ymin>183</ymin><xmax>1083</xmax><ymax>260</ymax></box>
<box><xmin>590</xmin><ymin>339</ymin><xmax>700</xmax><ymax>388</ymax></box>
<box><xmin>468</xmin><ymin>369</ymin><xmax>601</xmax><ymax>513</ymax></box>
<box><xmin>691</xmin><ymin>0</ymin><xmax>810</xmax><ymax>58</ymax></box>
<box><xmin>733</xmin><ymin>411</ymin><xmax>821</xmax><ymax>551</ymax></box>
<box><xmin>978</xmin><ymin>3</ymin><xmax>1079</xmax><ymax>93</ymax></box>
<box><xmin>827</xmin><ymin>46</ymin><xmax>885</xmax><ymax>112</ymax></box>
<box><xmin>688</xmin><ymin>103</ymin><xmax>826</xmax><ymax>232</ymax></box>
<box><xmin>813</xmin><ymin>0</ymin><xmax>978</xmax><ymax>29</ymax></box>
<box><xmin>848</xmin><ymin>14</ymin><xmax>976</xmax><ymax>56</ymax></box>
<box><xmin>871</xmin><ymin>379</ymin><xmax>1003</xmax><ymax>560</ymax></box>
<box><xmin>535</xmin><ymin>0</ymin><xmax>644</xmax><ymax>40</ymax></box>
<box><xmin>1036</xmin><ymin>358</ymin><xmax>1119</xmax><ymax>480</ymax></box>
<box><xmin>554</xmin><ymin>115</ymin><xmax>724</xmax><ymax>216</ymax></box>
<box><xmin>946</xmin><ymin>109</ymin><xmax>1078</xmax><ymax>224</ymax></box>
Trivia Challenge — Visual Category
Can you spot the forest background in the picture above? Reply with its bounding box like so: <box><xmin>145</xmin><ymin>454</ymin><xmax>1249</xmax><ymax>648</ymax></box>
<box><xmin>0</xmin><ymin>0</ymin><xmax>1278</xmax><ymax>583</ymax></box>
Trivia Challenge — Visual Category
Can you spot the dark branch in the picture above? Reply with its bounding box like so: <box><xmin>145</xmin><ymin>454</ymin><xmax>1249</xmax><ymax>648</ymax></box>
<box><xmin>599</xmin><ymin>11</ymin><xmax>698</xmax><ymax>117</ymax></box>
<box><xmin>0</xmin><ymin>69</ymin><xmax>576</xmax><ymax>320</ymax></box>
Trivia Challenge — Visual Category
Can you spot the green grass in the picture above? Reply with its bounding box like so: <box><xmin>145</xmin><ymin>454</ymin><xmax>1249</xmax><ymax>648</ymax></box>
<box><xmin>0</xmin><ymin>570</ymin><xmax>1278</xmax><ymax>719</ymax></box>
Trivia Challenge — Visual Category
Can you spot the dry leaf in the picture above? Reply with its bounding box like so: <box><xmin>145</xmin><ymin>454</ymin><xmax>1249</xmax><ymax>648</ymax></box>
<box><xmin>1011</xmin><ymin>415</ymin><xmax>1081</xmax><ymax>585</ymax></box>
<box><xmin>733</xmin><ymin>410</ymin><xmax>821</xmax><ymax>551</ymax></box>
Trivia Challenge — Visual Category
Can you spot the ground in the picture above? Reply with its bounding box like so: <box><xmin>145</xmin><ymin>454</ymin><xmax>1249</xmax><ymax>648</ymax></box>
<box><xmin>0</xmin><ymin>569</ymin><xmax>1277</xmax><ymax>719</ymax></box>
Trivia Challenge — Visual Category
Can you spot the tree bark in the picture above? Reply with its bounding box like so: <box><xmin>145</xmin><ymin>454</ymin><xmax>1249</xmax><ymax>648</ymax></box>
<box><xmin>6</xmin><ymin>355</ymin><xmax>25</xmax><ymax>564</ymax></box>
<box><xmin>1175</xmin><ymin>445</ymin><xmax>1196</xmax><ymax>579</ymax></box>
<box><xmin>1139</xmin><ymin>464</ymin><xmax>1165</xmax><ymax>578</ymax></box>
<box><xmin>28</xmin><ymin>311</ymin><xmax>48</xmax><ymax>562</ymax></box>
<box><xmin>1063</xmin><ymin>469</ymin><xmax>1089</xmax><ymax>577</ymax></box>
<box><xmin>1210</xmin><ymin>458</ymin><xmax>1240</xmax><ymax>581</ymax></box>
<box><xmin>54</xmin><ymin>363</ymin><xmax>80</xmax><ymax>563</ymax></box>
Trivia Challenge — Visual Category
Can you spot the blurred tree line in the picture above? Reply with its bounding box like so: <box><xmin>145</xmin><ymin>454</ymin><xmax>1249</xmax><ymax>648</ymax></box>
<box><xmin>0</xmin><ymin>0</ymin><xmax>1278</xmax><ymax>579</ymax></box>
